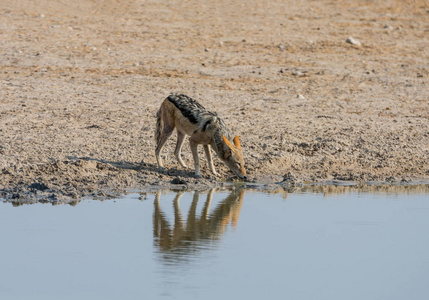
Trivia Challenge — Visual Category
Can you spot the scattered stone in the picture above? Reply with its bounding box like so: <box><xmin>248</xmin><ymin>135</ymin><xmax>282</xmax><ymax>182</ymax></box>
<box><xmin>279</xmin><ymin>172</ymin><xmax>297</xmax><ymax>187</ymax></box>
<box><xmin>297</xmin><ymin>94</ymin><xmax>305</xmax><ymax>99</ymax></box>
<box><xmin>29</xmin><ymin>182</ymin><xmax>49</xmax><ymax>191</ymax></box>
<box><xmin>386</xmin><ymin>176</ymin><xmax>396</xmax><ymax>183</ymax></box>
<box><xmin>86</xmin><ymin>124</ymin><xmax>102</xmax><ymax>129</ymax></box>
<box><xmin>171</xmin><ymin>177</ymin><xmax>187</xmax><ymax>185</ymax></box>
<box><xmin>279</xmin><ymin>44</ymin><xmax>285</xmax><ymax>51</ymax></box>
<box><xmin>67</xmin><ymin>192</ymin><xmax>78</xmax><ymax>199</ymax></box>
<box><xmin>401</xmin><ymin>177</ymin><xmax>411</xmax><ymax>183</ymax></box>
<box><xmin>346</xmin><ymin>36</ymin><xmax>361</xmax><ymax>46</ymax></box>
<box><xmin>2</xmin><ymin>168</ymin><xmax>12</xmax><ymax>175</ymax></box>
<box><xmin>292</xmin><ymin>70</ymin><xmax>307</xmax><ymax>77</ymax></box>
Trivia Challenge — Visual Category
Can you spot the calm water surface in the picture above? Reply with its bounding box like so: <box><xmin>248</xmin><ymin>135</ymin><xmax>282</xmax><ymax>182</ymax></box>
<box><xmin>1</xmin><ymin>188</ymin><xmax>429</xmax><ymax>300</ymax></box>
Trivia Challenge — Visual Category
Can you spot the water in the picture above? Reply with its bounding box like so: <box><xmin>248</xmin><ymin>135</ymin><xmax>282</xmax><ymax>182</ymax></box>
<box><xmin>1</xmin><ymin>188</ymin><xmax>429</xmax><ymax>300</ymax></box>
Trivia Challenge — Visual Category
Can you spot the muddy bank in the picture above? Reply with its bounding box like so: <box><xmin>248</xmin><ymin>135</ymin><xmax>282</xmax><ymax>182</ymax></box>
<box><xmin>1</xmin><ymin>0</ymin><xmax>428</xmax><ymax>201</ymax></box>
<box><xmin>3</xmin><ymin>179</ymin><xmax>429</xmax><ymax>207</ymax></box>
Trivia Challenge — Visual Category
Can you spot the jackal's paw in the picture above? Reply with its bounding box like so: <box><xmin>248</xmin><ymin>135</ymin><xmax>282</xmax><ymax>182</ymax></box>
<box><xmin>194</xmin><ymin>173</ymin><xmax>202</xmax><ymax>178</ymax></box>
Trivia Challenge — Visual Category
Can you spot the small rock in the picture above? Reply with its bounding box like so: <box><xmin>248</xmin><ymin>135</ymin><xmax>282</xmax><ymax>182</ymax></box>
<box><xmin>401</xmin><ymin>177</ymin><xmax>411</xmax><ymax>183</ymax></box>
<box><xmin>346</xmin><ymin>36</ymin><xmax>361</xmax><ymax>46</ymax></box>
<box><xmin>29</xmin><ymin>182</ymin><xmax>49</xmax><ymax>191</ymax></box>
<box><xmin>2</xmin><ymin>168</ymin><xmax>12</xmax><ymax>175</ymax></box>
<box><xmin>386</xmin><ymin>176</ymin><xmax>396</xmax><ymax>183</ymax></box>
<box><xmin>383</xmin><ymin>25</ymin><xmax>393</xmax><ymax>30</ymax></box>
<box><xmin>67</xmin><ymin>192</ymin><xmax>78</xmax><ymax>199</ymax></box>
<box><xmin>171</xmin><ymin>177</ymin><xmax>186</xmax><ymax>185</ymax></box>
<box><xmin>280</xmin><ymin>172</ymin><xmax>297</xmax><ymax>187</ymax></box>
<box><xmin>279</xmin><ymin>44</ymin><xmax>285</xmax><ymax>51</ymax></box>
<box><xmin>297</xmin><ymin>94</ymin><xmax>305</xmax><ymax>99</ymax></box>
<box><xmin>292</xmin><ymin>70</ymin><xmax>307</xmax><ymax>77</ymax></box>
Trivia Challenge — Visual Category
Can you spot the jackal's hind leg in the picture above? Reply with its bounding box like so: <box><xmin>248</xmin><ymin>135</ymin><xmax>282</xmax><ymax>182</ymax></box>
<box><xmin>204</xmin><ymin>145</ymin><xmax>218</xmax><ymax>176</ymax></box>
<box><xmin>189</xmin><ymin>140</ymin><xmax>201</xmax><ymax>177</ymax></box>
<box><xmin>174</xmin><ymin>130</ymin><xmax>188</xmax><ymax>168</ymax></box>
<box><xmin>155</xmin><ymin>125</ymin><xmax>174</xmax><ymax>168</ymax></box>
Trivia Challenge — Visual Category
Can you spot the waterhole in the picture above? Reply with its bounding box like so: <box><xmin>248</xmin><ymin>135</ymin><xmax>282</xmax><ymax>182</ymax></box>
<box><xmin>1</xmin><ymin>186</ymin><xmax>428</xmax><ymax>299</ymax></box>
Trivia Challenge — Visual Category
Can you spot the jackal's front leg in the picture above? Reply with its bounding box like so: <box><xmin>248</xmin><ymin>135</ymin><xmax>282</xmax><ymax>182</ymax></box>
<box><xmin>204</xmin><ymin>145</ymin><xmax>218</xmax><ymax>176</ymax></box>
<box><xmin>189</xmin><ymin>140</ymin><xmax>202</xmax><ymax>177</ymax></box>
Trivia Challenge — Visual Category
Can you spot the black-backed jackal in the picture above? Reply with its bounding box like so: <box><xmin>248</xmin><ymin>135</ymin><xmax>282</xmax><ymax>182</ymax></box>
<box><xmin>155</xmin><ymin>94</ymin><xmax>246</xmax><ymax>179</ymax></box>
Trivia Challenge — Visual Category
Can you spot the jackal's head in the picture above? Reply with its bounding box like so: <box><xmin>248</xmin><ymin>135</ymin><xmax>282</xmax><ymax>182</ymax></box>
<box><xmin>222</xmin><ymin>135</ymin><xmax>246</xmax><ymax>179</ymax></box>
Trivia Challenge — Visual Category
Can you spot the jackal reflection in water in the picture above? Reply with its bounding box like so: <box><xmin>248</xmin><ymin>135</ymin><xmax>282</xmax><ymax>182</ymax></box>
<box><xmin>153</xmin><ymin>188</ymin><xmax>245</xmax><ymax>257</ymax></box>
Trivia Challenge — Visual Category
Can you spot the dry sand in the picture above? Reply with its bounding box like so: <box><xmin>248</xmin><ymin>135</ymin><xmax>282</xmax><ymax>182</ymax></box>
<box><xmin>1</xmin><ymin>0</ymin><xmax>428</xmax><ymax>201</ymax></box>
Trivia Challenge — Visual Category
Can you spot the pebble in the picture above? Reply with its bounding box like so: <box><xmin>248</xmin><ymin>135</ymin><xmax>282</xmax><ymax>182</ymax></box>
<box><xmin>346</xmin><ymin>36</ymin><xmax>361</xmax><ymax>46</ymax></box>
<box><xmin>297</xmin><ymin>94</ymin><xmax>305</xmax><ymax>99</ymax></box>
<box><xmin>171</xmin><ymin>177</ymin><xmax>186</xmax><ymax>185</ymax></box>
<box><xmin>279</xmin><ymin>44</ymin><xmax>285</xmax><ymax>51</ymax></box>
<box><xmin>292</xmin><ymin>70</ymin><xmax>307</xmax><ymax>77</ymax></box>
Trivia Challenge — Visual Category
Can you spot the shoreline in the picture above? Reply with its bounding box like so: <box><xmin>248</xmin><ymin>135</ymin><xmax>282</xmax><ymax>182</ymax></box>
<box><xmin>3</xmin><ymin>180</ymin><xmax>429</xmax><ymax>206</ymax></box>
<box><xmin>2</xmin><ymin>161</ymin><xmax>429</xmax><ymax>204</ymax></box>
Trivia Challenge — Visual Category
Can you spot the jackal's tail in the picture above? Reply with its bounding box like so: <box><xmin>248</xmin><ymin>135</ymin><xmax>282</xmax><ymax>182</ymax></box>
<box><xmin>155</xmin><ymin>107</ymin><xmax>163</xmax><ymax>146</ymax></box>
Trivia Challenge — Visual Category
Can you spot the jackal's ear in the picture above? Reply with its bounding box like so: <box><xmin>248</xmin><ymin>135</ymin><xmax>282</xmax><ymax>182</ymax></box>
<box><xmin>223</xmin><ymin>135</ymin><xmax>234</xmax><ymax>150</ymax></box>
<box><xmin>233</xmin><ymin>135</ymin><xmax>241</xmax><ymax>150</ymax></box>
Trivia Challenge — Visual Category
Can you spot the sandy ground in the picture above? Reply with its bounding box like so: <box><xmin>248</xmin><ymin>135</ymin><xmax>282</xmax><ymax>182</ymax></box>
<box><xmin>1</xmin><ymin>0</ymin><xmax>428</xmax><ymax>201</ymax></box>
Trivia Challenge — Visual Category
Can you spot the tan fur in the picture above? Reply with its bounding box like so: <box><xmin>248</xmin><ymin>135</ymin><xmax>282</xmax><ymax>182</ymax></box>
<box><xmin>155</xmin><ymin>94</ymin><xmax>246</xmax><ymax>178</ymax></box>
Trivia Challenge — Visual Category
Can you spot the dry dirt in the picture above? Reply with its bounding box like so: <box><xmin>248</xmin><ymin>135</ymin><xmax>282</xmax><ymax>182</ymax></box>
<box><xmin>1</xmin><ymin>0</ymin><xmax>428</xmax><ymax>201</ymax></box>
